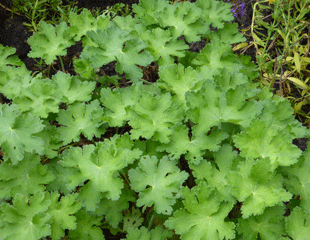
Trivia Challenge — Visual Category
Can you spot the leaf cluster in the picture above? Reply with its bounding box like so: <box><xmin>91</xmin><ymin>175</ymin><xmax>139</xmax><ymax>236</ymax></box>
<box><xmin>0</xmin><ymin>0</ymin><xmax>309</xmax><ymax>239</ymax></box>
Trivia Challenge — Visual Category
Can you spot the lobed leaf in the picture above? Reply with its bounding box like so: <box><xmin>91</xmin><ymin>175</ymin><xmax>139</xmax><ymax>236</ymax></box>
<box><xmin>0</xmin><ymin>44</ymin><xmax>23</xmax><ymax>69</ymax></box>
<box><xmin>227</xmin><ymin>159</ymin><xmax>292</xmax><ymax>218</ymax></box>
<box><xmin>14</xmin><ymin>77</ymin><xmax>61</xmax><ymax>118</ymax></box>
<box><xmin>189</xmin><ymin>144</ymin><xmax>240</xmax><ymax>202</ymax></box>
<box><xmin>95</xmin><ymin>189</ymin><xmax>135</xmax><ymax>229</ymax></box>
<box><xmin>195</xmin><ymin>0</ymin><xmax>234</xmax><ymax>29</ymax></box>
<box><xmin>67</xmin><ymin>8</ymin><xmax>110</xmax><ymax>41</ymax></box>
<box><xmin>0</xmin><ymin>153</ymin><xmax>55</xmax><ymax>199</ymax></box>
<box><xmin>81</xmin><ymin>24</ymin><xmax>153</xmax><ymax>82</ymax></box>
<box><xmin>237</xmin><ymin>206</ymin><xmax>285</xmax><ymax>240</ymax></box>
<box><xmin>132</xmin><ymin>0</ymin><xmax>170</xmax><ymax>26</ymax></box>
<box><xmin>124</xmin><ymin>226</ymin><xmax>173</xmax><ymax>240</ymax></box>
<box><xmin>57</xmin><ymin>100</ymin><xmax>107</xmax><ymax>145</ymax></box>
<box><xmin>233</xmin><ymin>119</ymin><xmax>303</xmax><ymax>169</ymax></box>
<box><xmin>45</xmin><ymin>192</ymin><xmax>82</xmax><ymax>240</ymax></box>
<box><xmin>0</xmin><ymin>104</ymin><xmax>45</xmax><ymax>163</ymax></box>
<box><xmin>52</xmin><ymin>72</ymin><xmax>96</xmax><ymax>104</ymax></box>
<box><xmin>165</xmin><ymin>182</ymin><xmax>235</xmax><ymax>240</ymax></box>
<box><xmin>129</xmin><ymin>91</ymin><xmax>184</xmax><ymax>143</ymax></box>
<box><xmin>0</xmin><ymin>191</ymin><xmax>51</xmax><ymax>240</ymax></box>
<box><xmin>60</xmin><ymin>134</ymin><xmax>142</xmax><ymax>210</ymax></box>
<box><xmin>140</xmin><ymin>28</ymin><xmax>189</xmax><ymax>65</ymax></box>
<box><xmin>0</xmin><ymin>65</ymin><xmax>33</xmax><ymax>100</ymax></box>
<box><xmin>100</xmin><ymin>83</ymin><xmax>143</xmax><ymax>127</ymax></box>
<box><xmin>157</xmin><ymin>63</ymin><xmax>205</xmax><ymax>109</ymax></box>
<box><xmin>285</xmin><ymin>207</ymin><xmax>310</xmax><ymax>240</ymax></box>
<box><xmin>68</xmin><ymin>208</ymin><xmax>105</xmax><ymax>240</ymax></box>
<box><xmin>28</xmin><ymin>22</ymin><xmax>74</xmax><ymax>65</ymax></box>
<box><xmin>128</xmin><ymin>155</ymin><xmax>188</xmax><ymax>215</ymax></box>
<box><xmin>284</xmin><ymin>147</ymin><xmax>310</xmax><ymax>211</ymax></box>
<box><xmin>157</xmin><ymin>123</ymin><xmax>228</xmax><ymax>164</ymax></box>
<box><xmin>153</xmin><ymin>1</ymin><xmax>206</xmax><ymax>42</ymax></box>
<box><xmin>186</xmin><ymin>81</ymin><xmax>262</xmax><ymax>134</ymax></box>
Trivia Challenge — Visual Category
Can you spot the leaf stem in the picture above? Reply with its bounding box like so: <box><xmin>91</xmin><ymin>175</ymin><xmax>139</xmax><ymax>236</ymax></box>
<box><xmin>58</xmin><ymin>56</ymin><xmax>65</xmax><ymax>72</ymax></box>
<box><xmin>120</xmin><ymin>170</ymin><xmax>131</xmax><ymax>187</ymax></box>
<box><xmin>147</xmin><ymin>214</ymin><xmax>155</xmax><ymax>231</ymax></box>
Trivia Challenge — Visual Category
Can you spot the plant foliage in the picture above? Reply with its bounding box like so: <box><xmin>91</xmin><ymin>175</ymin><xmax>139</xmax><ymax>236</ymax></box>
<box><xmin>0</xmin><ymin>0</ymin><xmax>309</xmax><ymax>239</ymax></box>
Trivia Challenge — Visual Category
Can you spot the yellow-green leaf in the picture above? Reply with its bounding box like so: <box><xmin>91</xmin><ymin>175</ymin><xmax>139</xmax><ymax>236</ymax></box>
<box><xmin>233</xmin><ymin>42</ymin><xmax>248</xmax><ymax>51</ymax></box>
<box><xmin>252</xmin><ymin>33</ymin><xmax>264</xmax><ymax>46</ymax></box>
<box><xmin>294</xmin><ymin>52</ymin><xmax>301</xmax><ymax>73</ymax></box>
<box><xmin>287</xmin><ymin>77</ymin><xmax>308</xmax><ymax>90</ymax></box>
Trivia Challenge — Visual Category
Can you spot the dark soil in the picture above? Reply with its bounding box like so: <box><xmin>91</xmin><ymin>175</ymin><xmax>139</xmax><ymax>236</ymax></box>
<box><xmin>0</xmin><ymin>0</ymin><xmax>308</xmax><ymax>153</ymax></box>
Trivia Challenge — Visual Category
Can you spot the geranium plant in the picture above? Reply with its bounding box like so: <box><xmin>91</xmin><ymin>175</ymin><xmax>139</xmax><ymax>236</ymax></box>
<box><xmin>0</xmin><ymin>0</ymin><xmax>309</xmax><ymax>239</ymax></box>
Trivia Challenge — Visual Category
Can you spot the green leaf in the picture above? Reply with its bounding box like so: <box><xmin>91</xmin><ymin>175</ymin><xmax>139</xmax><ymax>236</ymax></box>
<box><xmin>284</xmin><ymin>148</ymin><xmax>310</xmax><ymax>211</ymax></box>
<box><xmin>52</xmin><ymin>72</ymin><xmax>96</xmax><ymax>104</ymax></box>
<box><xmin>81</xmin><ymin>24</ymin><xmax>153</xmax><ymax>82</ymax></box>
<box><xmin>157</xmin><ymin>123</ymin><xmax>228</xmax><ymax>164</ymax></box>
<box><xmin>157</xmin><ymin>63</ymin><xmax>205</xmax><ymax>109</ymax></box>
<box><xmin>0</xmin><ymin>191</ymin><xmax>51</xmax><ymax>240</ymax></box>
<box><xmin>153</xmin><ymin>1</ymin><xmax>207</xmax><ymax>42</ymax></box>
<box><xmin>285</xmin><ymin>207</ymin><xmax>310</xmax><ymax>240</ymax></box>
<box><xmin>68</xmin><ymin>208</ymin><xmax>105</xmax><ymax>240</ymax></box>
<box><xmin>14</xmin><ymin>77</ymin><xmax>61</xmax><ymax>118</ymax></box>
<box><xmin>123</xmin><ymin>207</ymin><xmax>144</xmax><ymax>232</ymax></box>
<box><xmin>195</xmin><ymin>0</ymin><xmax>234</xmax><ymax>29</ymax></box>
<box><xmin>80</xmin><ymin>22</ymin><xmax>124</xmax><ymax>57</ymax></box>
<box><xmin>46</xmin><ymin>192</ymin><xmax>82</xmax><ymax>240</ymax></box>
<box><xmin>60</xmin><ymin>134</ymin><xmax>142</xmax><ymax>210</ymax></box>
<box><xmin>128</xmin><ymin>155</ymin><xmax>188</xmax><ymax>215</ymax></box>
<box><xmin>189</xmin><ymin>144</ymin><xmax>239</xmax><ymax>202</ymax></box>
<box><xmin>73</xmin><ymin>58</ymin><xmax>97</xmax><ymax>79</ymax></box>
<box><xmin>67</xmin><ymin>8</ymin><xmax>110</xmax><ymax>41</ymax></box>
<box><xmin>132</xmin><ymin>0</ymin><xmax>170</xmax><ymax>26</ymax></box>
<box><xmin>258</xmin><ymin>94</ymin><xmax>308</xmax><ymax>137</ymax></box>
<box><xmin>237</xmin><ymin>55</ymin><xmax>261</xmax><ymax>80</ymax></box>
<box><xmin>46</xmin><ymin>159</ymin><xmax>79</xmax><ymax>195</ymax></box>
<box><xmin>0</xmin><ymin>65</ymin><xmax>33</xmax><ymax>100</ymax></box>
<box><xmin>57</xmin><ymin>100</ymin><xmax>106</xmax><ymax>145</ymax></box>
<box><xmin>0</xmin><ymin>44</ymin><xmax>23</xmax><ymax>69</ymax></box>
<box><xmin>28</xmin><ymin>22</ymin><xmax>74</xmax><ymax>65</ymax></box>
<box><xmin>95</xmin><ymin>189</ymin><xmax>135</xmax><ymax>228</ymax></box>
<box><xmin>233</xmin><ymin>119</ymin><xmax>302</xmax><ymax>168</ymax></box>
<box><xmin>100</xmin><ymin>83</ymin><xmax>142</xmax><ymax>127</ymax></box>
<box><xmin>140</xmin><ymin>28</ymin><xmax>189</xmax><ymax>65</ymax></box>
<box><xmin>165</xmin><ymin>182</ymin><xmax>235</xmax><ymax>240</ymax></box>
<box><xmin>237</xmin><ymin>206</ymin><xmax>285</xmax><ymax>240</ymax></box>
<box><xmin>133</xmin><ymin>139</ymin><xmax>166</xmax><ymax>160</ymax></box>
<box><xmin>227</xmin><ymin>159</ymin><xmax>292</xmax><ymax>218</ymax></box>
<box><xmin>112</xmin><ymin>15</ymin><xmax>146</xmax><ymax>39</ymax></box>
<box><xmin>0</xmin><ymin>153</ymin><xmax>55</xmax><ymax>199</ymax></box>
<box><xmin>0</xmin><ymin>104</ymin><xmax>45</xmax><ymax>163</ymax></box>
<box><xmin>124</xmin><ymin>226</ymin><xmax>173</xmax><ymax>240</ymax></box>
<box><xmin>192</xmin><ymin>39</ymin><xmax>243</xmax><ymax>76</ymax></box>
<box><xmin>129</xmin><ymin>92</ymin><xmax>184</xmax><ymax>143</ymax></box>
<box><xmin>186</xmin><ymin>81</ymin><xmax>262</xmax><ymax>134</ymax></box>
<box><xmin>36</xmin><ymin>123</ymin><xmax>63</xmax><ymax>159</ymax></box>
<box><xmin>213</xmin><ymin>67</ymin><xmax>250</xmax><ymax>92</ymax></box>
<box><xmin>209</xmin><ymin>22</ymin><xmax>246</xmax><ymax>44</ymax></box>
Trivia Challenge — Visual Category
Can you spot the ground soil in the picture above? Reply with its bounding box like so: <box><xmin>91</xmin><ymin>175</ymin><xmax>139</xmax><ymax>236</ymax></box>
<box><xmin>0</xmin><ymin>0</ymin><xmax>308</xmax><ymax>152</ymax></box>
